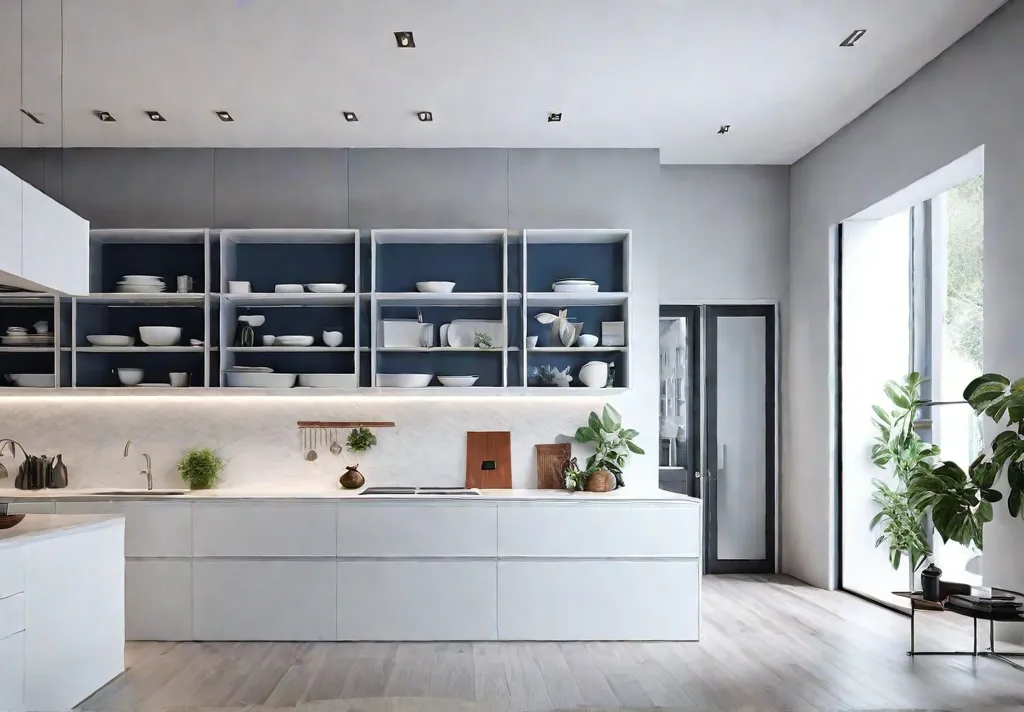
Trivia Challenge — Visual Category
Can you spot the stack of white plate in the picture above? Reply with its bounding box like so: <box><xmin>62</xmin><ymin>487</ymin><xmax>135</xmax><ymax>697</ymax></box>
<box><xmin>117</xmin><ymin>275</ymin><xmax>166</xmax><ymax>293</ymax></box>
<box><xmin>552</xmin><ymin>279</ymin><xmax>599</xmax><ymax>293</ymax></box>
<box><xmin>2</xmin><ymin>326</ymin><xmax>53</xmax><ymax>346</ymax></box>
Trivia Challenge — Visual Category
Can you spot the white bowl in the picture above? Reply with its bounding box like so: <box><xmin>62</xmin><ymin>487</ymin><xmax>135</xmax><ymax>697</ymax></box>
<box><xmin>377</xmin><ymin>373</ymin><xmax>433</xmax><ymax>388</ymax></box>
<box><xmin>116</xmin><ymin>368</ymin><xmax>144</xmax><ymax>386</ymax></box>
<box><xmin>117</xmin><ymin>284</ymin><xmax>165</xmax><ymax>293</ymax></box>
<box><xmin>298</xmin><ymin>373</ymin><xmax>358</xmax><ymax>389</ymax></box>
<box><xmin>274</xmin><ymin>284</ymin><xmax>305</xmax><ymax>293</ymax></box>
<box><xmin>5</xmin><ymin>373</ymin><xmax>55</xmax><ymax>388</ymax></box>
<box><xmin>275</xmin><ymin>335</ymin><xmax>315</xmax><ymax>347</ymax></box>
<box><xmin>135</xmin><ymin>383</ymin><xmax>171</xmax><ymax>388</ymax></box>
<box><xmin>438</xmin><ymin>375</ymin><xmax>479</xmax><ymax>387</ymax></box>
<box><xmin>139</xmin><ymin>326</ymin><xmax>182</xmax><ymax>347</ymax></box>
<box><xmin>577</xmin><ymin>334</ymin><xmax>599</xmax><ymax>348</ymax></box>
<box><xmin>87</xmin><ymin>335</ymin><xmax>135</xmax><ymax>347</ymax></box>
<box><xmin>553</xmin><ymin>283</ymin><xmax>600</xmax><ymax>293</ymax></box>
<box><xmin>121</xmin><ymin>275</ymin><xmax>165</xmax><ymax>284</ymax></box>
<box><xmin>305</xmin><ymin>283</ymin><xmax>347</xmax><ymax>293</ymax></box>
<box><xmin>416</xmin><ymin>281</ymin><xmax>456</xmax><ymax>293</ymax></box>
<box><xmin>226</xmin><ymin>372</ymin><xmax>297</xmax><ymax>388</ymax></box>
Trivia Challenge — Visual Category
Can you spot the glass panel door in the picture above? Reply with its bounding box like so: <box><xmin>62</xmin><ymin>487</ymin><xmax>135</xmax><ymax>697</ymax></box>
<box><xmin>659</xmin><ymin>306</ymin><xmax>700</xmax><ymax>498</ymax></box>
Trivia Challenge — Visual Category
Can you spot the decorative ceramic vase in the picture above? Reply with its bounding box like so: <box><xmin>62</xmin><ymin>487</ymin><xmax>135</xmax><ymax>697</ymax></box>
<box><xmin>579</xmin><ymin>361</ymin><xmax>610</xmax><ymax>388</ymax></box>
<box><xmin>340</xmin><ymin>465</ymin><xmax>365</xmax><ymax>490</ymax></box>
<box><xmin>323</xmin><ymin>330</ymin><xmax>343</xmax><ymax>347</ymax></box>
<box><xmin>586</xmin><ymin>469</ymin><xmax>613</xmax><ymax>492</ymax></box>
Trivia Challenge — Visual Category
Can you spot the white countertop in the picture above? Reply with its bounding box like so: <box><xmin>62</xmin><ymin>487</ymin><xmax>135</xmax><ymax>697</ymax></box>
<box><xmin>0</xmin><ymin>513</ymin><xmax>125</xmax><ymax>549</ymax></box>
<box><xmin>0</xmin><ymin>486</ymin><xmax>699</xmax><ymax>504</ymax></box>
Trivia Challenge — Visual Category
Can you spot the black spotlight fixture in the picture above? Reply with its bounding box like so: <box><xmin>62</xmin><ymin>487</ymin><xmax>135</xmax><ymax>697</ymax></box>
<box><xmin>343</xmin><ymin>111</ymin><xmax>358</xmax><ymax>122</ymax></box>
<box><xmin>394</xmin><ymin>31</ymin><xmax>415</xmax><ymax>48</ymax></box>
<box><xmin>94</xmin><ymin>110</ymin><xmax>116</xmax><ymax>123</ymax></box>
<box><xmin>215</xmin><ymin>110</ymin><xmax>234</xmax><ymax>122</ymax></box>
<box><xmin>547</xmin><ymin>112</ymin><xmax>562</xmax><ymax>122</ymax></box>
<box><xmin>417</xmin><ymin>111</ymin><xmax>433</xmax><ymax>122</ymax></box>
<box><xmin>840</xmin><ymin>29</ymin><xmax>867</xmax><ymax>47</ymax></box>
<box><xmin>145</xmin><ymin>110</ymin><xmax>166</xmax><ymax>122</ymax></box>
<box><xmin>718</xmin><ymin>124</ymin><xmax>731</xmax><ymax>135</ymax></box>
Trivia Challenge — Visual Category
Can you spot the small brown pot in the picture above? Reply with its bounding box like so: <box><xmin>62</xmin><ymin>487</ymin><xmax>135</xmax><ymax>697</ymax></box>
<box><xmin>585</xmin><ymin>469</ymin><xmax>613</xmax><ymax>492</ymax></box>
<box><xmin>340</xmin><ymin>465</ymin><xmax>365</xmax><ymax>490</ymax></box>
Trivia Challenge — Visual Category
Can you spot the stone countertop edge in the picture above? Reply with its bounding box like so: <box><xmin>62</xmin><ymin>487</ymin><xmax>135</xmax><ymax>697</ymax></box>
<box><xmin>0</xmin><ymin>487</ymin><xmax>699</xmax><ymax>503</ymax></box>
<box><xmin>0</xmin><ymin>513</ymin><xmax>125</xmax><ymax>549</ymax></box>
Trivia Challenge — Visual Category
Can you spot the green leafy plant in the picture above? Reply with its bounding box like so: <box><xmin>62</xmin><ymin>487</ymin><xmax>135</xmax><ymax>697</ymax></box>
<box><xmin>574</xmin><ymin>404</ymin><xmax>644</xmax><ymax>487</ymax></box>
<box><xmin>909</xmin><ymin>373</ymin><xmax>1024</xmax><ymax>549</ymax></box>
<box><xmin>347</xmin><ymin>427</ymin><xmax>377</xmax><ymax>454</ymax></box>
<box><xmin>473</xmin><ymin>331</ymin><xmax>493</xmax><ymax>349</ymax></box>
<box><xmin>561</xmin><ymin>457</ymin><xmax>584</xmax><ymax>492</ymax></box>
<box><xmin>869</xmin><ymin>373</ymin><xmax>937</xmax><ymax>573</ymax></box>
<box><xmin>177</xmin><ymin>447</ymin><xmax>224</xmax><ymax>490</ymax></box>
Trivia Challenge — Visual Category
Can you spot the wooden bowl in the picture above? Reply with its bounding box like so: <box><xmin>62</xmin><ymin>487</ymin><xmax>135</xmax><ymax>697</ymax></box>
<box><xmin>0</xmin><ymin>514</ymin><xmax>26</xmax><ymax>530</ymax></box>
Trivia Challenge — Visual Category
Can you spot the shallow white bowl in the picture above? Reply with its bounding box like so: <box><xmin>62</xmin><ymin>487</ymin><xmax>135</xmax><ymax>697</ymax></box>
<box><xmin>135</xmin><ymin>383</ymin><xmax>171</xmax><ymax>388</ymax></box>
<box><xmin>438</xmin><ymin>375</ymin><xmax>479</xmax><ymax>387</ymax></box>
<box><xmin>553</xmin><ymin>283</ymin><xmax>600</xmax><ymax>293</ymax></box>
<box><xmin>139</xmin><ymin>326</ymin><xmax>182</xmax><ymax>347</ymax></box>
<box><xmin>416</xmin><ymin>281</ymin><xmax>456</xmax><ymax>293</ymax></box>
<box><xmin>377</xmin><ymin>373</ymin><xmax>433</xmax><ymax>388</ymax></box>
<box><xmin>117</xmin><ymin>284</ymin><xmax>165</xmax><ymax>293</ymax></box>
<box><xmin>298</xmin><ymin>373</ymin><xmax>358</xmax><ymax>389</ymax></box>
<box><xmin>274</xmin><ymin>284</ymin><xmax>305</xmax><ymax>293</ymax></box>
<box><xmin>116</xmin><ymin>368</ymin><xmax>144</xmax><ymax>386</ymax></box>
<box><xmin>306</xmin><ymin>283</ymin><xmax>347</xmax><ymax>293</ymax></box>
<box><xmin>226</xmin><ymin>372</ymin><xmax>297</xmax><ymax>388</ymax></box>
<box><xmin>121</xmin><ymin>275</ymin><xmax>165</xmax><ymax>284</ymax></box>
<box><xmin>87</xmin><ymin>335</ymin><xmax>135</xmax><ymax>347</ymax></box>
<box><xmin>275</xmin><ymin>335</ymin><xmax>315</xmax><ymax>347</ymax></box>
<box><xmin>577</xmin><ymin>334</ymin><xmax>599</xmax><ymax>348</ymax></box>
<box><xmin>5</xmin><ymin>373</ymin><xmax>54</xmax><ymax>388</ymax></box>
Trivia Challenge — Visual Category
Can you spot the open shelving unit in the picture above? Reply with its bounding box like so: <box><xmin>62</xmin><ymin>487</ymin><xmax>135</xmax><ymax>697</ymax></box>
<box><xmin>0</xmin><ymin>227</ymin><xmax>632</xmax><ymax>396</ymax></box>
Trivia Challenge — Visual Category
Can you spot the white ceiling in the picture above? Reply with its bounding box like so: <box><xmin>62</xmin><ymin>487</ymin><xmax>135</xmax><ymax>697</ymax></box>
<box><xmin>0</xmin><ymin>0</ymin><xmax>1006</xmax><ymax>164</ymax></box>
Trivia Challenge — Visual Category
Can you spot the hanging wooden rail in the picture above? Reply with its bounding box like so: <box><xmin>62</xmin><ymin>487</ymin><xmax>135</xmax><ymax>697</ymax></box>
<box><xmin>296</xmin><ymin>421</ymin><xmax>396</xmax><ymax>429</ymax></box>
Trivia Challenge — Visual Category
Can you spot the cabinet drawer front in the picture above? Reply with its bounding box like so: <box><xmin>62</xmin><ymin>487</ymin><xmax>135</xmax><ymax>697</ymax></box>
<box><xmin>193</xmin><ymin>560</ymin><xmax>336</xmax><ymax>641</ymax></box>
<box><xmin>0</xmin><ymin>546</ymin><xmax>25</xmax><ymax>599</ymax></box>
<box><xmin>497</xmin><ymin>503</ymin><xmax>700</xmax><ymax>558</ymax></box>
<box><xmin>115</xmin><ymin>501</ymin><xmax>193</xmax><ymax>557</ymax></box>
<box><xmin>193</xmin><ymin>502</ymin><xmax>337</xmax><ymax>557</ymax></box>
<box><xmin>0</xmin><ymin>630</ymin><xmax>25</xmax><ymax>712</ymax></box>
<box><xmin>5</xmin><ymin>501</ymin><xmax>56</xmax><ymax>514</ymax></box>
<box><xmin>55</xmin><ymin>500</ymin><xmax>113</xmax><ymax>514</ymax></box>
<box><xmin>498</xmin><ymin>560</ymin><xmax>699</xmax><ymax>640</ymax></box>
<box><xmin>337</xmin><ymin>504</ymin><xmax>497</xmax><ymax>557</ymax></box>
<box><xmin>0</xmin><ymin>592</ymin><xmax>25</xmax><ymax>640</ymax></box>
<box><xmin>126</xmin><ymin>560</ymin><xmax>192</xmax><ymax>641</ymax></box>
<box><xmin>337</xmin><ymin>561</ymin><xmax>497</xmax><ymax>641</ymax></box>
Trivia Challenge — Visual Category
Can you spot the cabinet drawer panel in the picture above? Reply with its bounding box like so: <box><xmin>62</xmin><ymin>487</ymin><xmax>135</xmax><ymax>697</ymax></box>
<box><xmin>126</xmin><ymin>560</ymin><xmax>192</xmax><ymax>641</ymax></box>
<box><xmin>337</xmin><ymin>504</ymin><xmax>497</xmax><ymax>557</ymax></box>
<box><xmin>193</xmin><ymin>502</ymin><xmax>337</xmax><ymax>557</ymax></box>
<box><xmin>55</xmin><ymin>500</ymin><xmax>113</xmax><ymax>514</ymax></box>
<box><xmin>498</xmin><ymin>560</ymin><xmax>699</xmax><ymax>640</ymax></box>
<box><xmin>115</xmin><ymin>501</ymin><xmax>193</xmax><ymax>557</ymax></box>
<box><xmin>0</xmin><ymin>546</ymin><xmax>25</xmax><ymax>598</ymax></box>
<box><xmin>4</xmin><ymin>501</ymin><xmax>56</xmax><ymax>514</ymax></box>
<box><xmin>0</xmin><ymin>592</ymin><xmax>25</xmax><ymax>640</ymax></box>
<box><xmin>193</xmin><ymin>560</ymin><xmax>336</xmax><ymax>641</ymax></box>
<box><xmin>497</xmin><ymin>503</ymin><xmax>700</xmax><ymax>558</ymax></box>
<box><xmin>0</xmin><ymin>631</ymin><xmax>24</xmax><ymax>712</ymax></box>
<box><xmin>337</xmin><ymin>561</ymin><xmax>496</xmax><ymax>640</ymax></box>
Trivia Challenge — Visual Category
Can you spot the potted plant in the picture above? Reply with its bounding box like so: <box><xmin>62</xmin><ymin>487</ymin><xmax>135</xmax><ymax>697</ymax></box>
<box><xmin>573</xmin><ymin>404</ymin><xmax>644</xmax><ymax>491</ymax></box>
<box><xmin>177</xmin><ymin>447</ymin><xmax>224</xmax><ymax>490</ymax></box>
<box><xmin>869</xmin><ymin>373</ymin><xmax>938</xmax><ymax>588</ymax></box>
<box><xmin>909</xmin><ymin>373</ymin><xmax>1024</xmax><ymax>549</ymax></box>
<box><xmin>340</xmin><ymin>427</ymin><xmax>377</xmax><ymax>489</ymax></box>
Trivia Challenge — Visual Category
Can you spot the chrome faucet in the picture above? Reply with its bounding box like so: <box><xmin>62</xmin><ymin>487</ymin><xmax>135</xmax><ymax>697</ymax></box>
<box><xmin>123</xmin><ymin>440</ymin><xmax>153</xmax><ymax>491</ymax></box>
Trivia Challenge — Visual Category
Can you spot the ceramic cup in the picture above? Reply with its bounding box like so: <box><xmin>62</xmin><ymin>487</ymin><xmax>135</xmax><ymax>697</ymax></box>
<box><xmin>323</xmin><ymin>330</ymin><xmax>343</xmax><ymax>347</ymax></box>
<box><xmin>33</xmin><ymin>321</ymin><xmax>48</xmax><ymax>334</ymax></box>
<box><xmin>176</xmin><ymin>275</ymin><xmax>194</xmax><ymax>293</ymax></box>
<box><xmin>262</xmin><ymin>334</ymin><xmax>275</xmax><ymax>346</ymax></box>
<box><xmin>526</xmin><ymin>336</ymin><xmax>539</xmax><ymax>349</ymax></box>
<box><xmin>169</xmin><ymin>372</ymin><xmax>189</xmax><ymax>388</ymax></box>
<box><xmin>228</xmin><ymin>280</ymin><xmax>251</xmax><ymax>294</ymax></box>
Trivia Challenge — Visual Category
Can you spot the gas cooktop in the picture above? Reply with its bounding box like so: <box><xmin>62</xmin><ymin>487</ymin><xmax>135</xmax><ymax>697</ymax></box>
<box><xmin>358</xmin><ymin>487</ymin><xmax>481</xmax><ymax>496</ymax></box>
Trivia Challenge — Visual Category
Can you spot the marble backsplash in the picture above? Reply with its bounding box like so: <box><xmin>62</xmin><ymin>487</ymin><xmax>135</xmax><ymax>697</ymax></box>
<box><xmin>0</xmin><ymin>397</ymin><xmax>646</xmax><ymax>491</ymax></box>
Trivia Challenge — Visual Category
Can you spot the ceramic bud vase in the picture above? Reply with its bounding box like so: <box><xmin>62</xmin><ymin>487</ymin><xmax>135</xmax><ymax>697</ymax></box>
<box><xmin>579</xmin><ymin>361</ymin><xmax>610</xmax><ymax>388</ymax></box>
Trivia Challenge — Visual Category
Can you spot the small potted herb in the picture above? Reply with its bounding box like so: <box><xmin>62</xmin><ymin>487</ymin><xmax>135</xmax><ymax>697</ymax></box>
<box><xmin>574</xmin><ymin>404</ymin><xmax>644</xmax><ymax>491</ymax></box>
<box><xmin>177</xmin><ymin>447</ymin><xmax>224</xmax><ymax>490</ymax></box>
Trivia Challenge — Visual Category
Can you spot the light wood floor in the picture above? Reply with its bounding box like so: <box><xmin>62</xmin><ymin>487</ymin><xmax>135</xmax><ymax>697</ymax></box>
<box><xmin>79</xmin><ymin>575</ymin><xmax>1024</xmax><ymax>711</ymax></box>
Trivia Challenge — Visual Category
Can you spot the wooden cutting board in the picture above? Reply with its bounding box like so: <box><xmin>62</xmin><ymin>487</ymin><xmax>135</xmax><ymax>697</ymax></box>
<box><xmin>466</xmin><ymin>431</ymin><xmax>512</xmax><ymax>488</ymax></box>
<box><xmin>535</xmin><ymin>443</ymin><xmax>571</xmax><ymax>489</ymax></box>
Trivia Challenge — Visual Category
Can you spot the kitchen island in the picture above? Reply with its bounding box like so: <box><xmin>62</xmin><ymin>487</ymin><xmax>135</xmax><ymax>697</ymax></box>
<box><xmin>0</xmin><ymin>514</ymin><xmax>124</xmax><ymax>712</ymax></box>
<box><xmin>1</xmin><ymin>488</ymin><xmax>700</xmax><ymax>642</ymax></box>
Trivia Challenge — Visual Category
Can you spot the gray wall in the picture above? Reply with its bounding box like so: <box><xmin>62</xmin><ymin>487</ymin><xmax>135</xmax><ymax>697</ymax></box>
<box><xmin>786</xmin><ymin>0</ymin><xmax>1024</xmax><ymax>589</ymax></box>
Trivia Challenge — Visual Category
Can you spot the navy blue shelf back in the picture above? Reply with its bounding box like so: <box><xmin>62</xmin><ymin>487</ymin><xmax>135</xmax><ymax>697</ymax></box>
<box><xmin>507</xmin><ymin>355</ymin><xmax>524</xmax><ymax>388</ymax></box>
<box><xmin>526</xmin><ymin>305</ymin><xmax>623</xmax><ymax>344</ymax></box>
<box><xmin>360</xmin><ymin>240</ymin><xmax>372</xmax><ymax>293</ymax></box>
<box><xmin>379</xmin><ymin>306</ymin><xmax>502</xmax><ymax>346</ymax></box>
<box><xmin>0</xmin><ymin>352</ymin><xmax>55</xmax><ymax>378</ymax></box>
<box><xmin>376</xmin><ymin>243</ymin><xmax>502</xmax><ymax>293</ymax></box>
<box><xmin>527</xmin><ymin>351</ymin><xmax>624</xmax><ymax>388</ymax></box>
<box><xmin>359</xmin><ymin>352</ymin><xmax>371</xmax><ymax>388</ymax></box>
<box><xmin>98</xmin><ymin>243</ymin><xmax>206</xmax><ymax>293</ymax></box>
<box><xmin>77</xmin><ymin>350</ymin><xmax>204</xmax><ymax>387</ymax></box>
<box><xmin>232</xmin><ymin>305</ymin><xmax>354</xmax><ymax>347</ymax></box>
<box><xmin>506</xmin><ymin>305</ymin><xmax>524</xmax><ymax>347</ymax></box>
<box><xmin>77</xmin><ymin>305</ymin><xmax>205</xmax><ymax>346</ymax></box>
<box><xmin>507</xmin><ymin>242</ymin><xmax>523</xmax><ymax>292</ymax></box>
<box><xmin>235</xmin><ymin>243</ymin><xmax>355</xmax><ymax>293</ymax></box>
<box><xmin>526</xmin><ymin>243</ymin><xmax>624</xmax><ymax>293</ymax></box>
<box><xmin>232</xmin><ymin>350</ymin><xmax>355</xmax><ymax>375</ymax></box>
<box><xmin>377</xmin><ymin>351</ymin><xmax>503</xmax><ymax>388</ymax></box>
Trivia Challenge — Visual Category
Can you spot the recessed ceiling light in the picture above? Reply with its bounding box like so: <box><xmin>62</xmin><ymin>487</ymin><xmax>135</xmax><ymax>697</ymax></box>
<box><xmin>145</xmin><ymin>110</ymin><xmax>166</xmax><ymax>122</ymax></box>
<box><xmin>343</xmin><ymin>111</ymin><xmax>358</xmax><ymax>122</ymax></box>
<box><xmin>840</xmin><ymin>29</ymin><xmax>867</xmax><ymax>47</ymax></box>
<box><xmin>547</xmin><ymin>112</ymin><xmax>562</xmax><ymax>122</ymax></box>
<box><xmin>94</xmin><ymin>110</ymin><xmax>116</xmax><ymax>123</ymax></box>
<box><xmin>417</xmin><ymin>111</ymin><xmax>433</xmax><ymax>122</ymax></box>
<box><xmin>215</xmin><ymin>110</ymin><xmax>234</xmax><ymax>122</ymax></box>
<box><xmin>394</xmin><ymin>31</ymin><xmax>415</xmax><ymax>48</ymax></box>
<box><xmin>20</xmin><ymin>109</ymin><xmax>43</xmax><ymax>125</ymax></box>
<box><xmin>718</xmin><ymin>124</ymin><xmax>731</xmax><ymax>135</ymax></box>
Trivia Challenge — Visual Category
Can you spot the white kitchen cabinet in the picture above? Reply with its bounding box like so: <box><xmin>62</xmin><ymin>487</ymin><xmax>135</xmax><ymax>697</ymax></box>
<box><xmin>116</xmin><ymin>501</ymin><xmax>192</xmax><ymax>557</ymax></box>
<box><xmin>0</xmin><ymin>545</ymin><xmax>25</xmax><ymax>599</ymax></box>
<box><xmin>0</xmin><ymin>592</ymin><xmax>25</xmax><ymax>641</ymax></box>
<box><xmin>193</xmin><ymin>502</ymin><xmax>336</xmax><ymax>557</ymax></box>
<box><xmin>337</xmin><ymin>560</ymin><xmax>497</xmax><ymax>641</ymax></box>
<box><xmin>497</xmin><ymin>502</ymin><xmax>701</xmax><ymax>558</ymax></box>
<box><xmin>4</xmin><ymin>501</ymin><xmax>56</xmax><ymax>515</ymax></box>
<box><xmin>0</xmin><ymin>631</ymin><xmax>25</xmax><ymax>712</ymax></box>
<box><xmin>336</xmin><ymin>502</ymin><xmax>498</xmax><ymax>557</ymax></box>
<box><xmin>20</xmin><ymin>181</ymin><xmax>89</xmax><ymax>295</ymax></box>
<box><xmin>192</xmin><ymin>560</ymin><xmax>336</xmax><ymax>641</ymax></box>
<box><xmin>497</xmin><ymin>559</ymin><xmax>700</xmax><ymax>640</ymax></box>
<box><xmin>0</xmin><ymin>166</ymin><xmax>23</xmax><ymax>277</ymax></box>
<box><xmin>126</xmin><ymin>560</ymin><xmax>191</xmax><ymax>641</ymax></box>
<box><xmin>55</xmin><ymin>500</ymin><xmax>113</xmax><ymax>514</ymax></box>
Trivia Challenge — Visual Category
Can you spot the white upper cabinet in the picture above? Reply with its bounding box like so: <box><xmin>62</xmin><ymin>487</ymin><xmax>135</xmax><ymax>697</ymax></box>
<box><xmin>21</xmin><ymin>182</ymin><xmax>89</xmax><ymax>295</ymax></box>
<box><xmin>0</xmin><ymin>167</ymin><xmax>23</xmax><ymax>277</ymax></box>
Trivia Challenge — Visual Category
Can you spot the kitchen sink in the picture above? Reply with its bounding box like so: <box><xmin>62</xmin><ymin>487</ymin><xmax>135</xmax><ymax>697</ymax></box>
<box><xmin>90</xmin><ymin>489</ymin><xmax>189</xmax><ymax>496</ymax></box>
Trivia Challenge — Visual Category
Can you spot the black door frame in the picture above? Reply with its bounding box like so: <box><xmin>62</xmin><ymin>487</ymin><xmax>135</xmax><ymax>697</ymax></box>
<box><xmin>658</xmin><ymin>306</ymin><xmax>702</xmax><ymax>499</ymax></box>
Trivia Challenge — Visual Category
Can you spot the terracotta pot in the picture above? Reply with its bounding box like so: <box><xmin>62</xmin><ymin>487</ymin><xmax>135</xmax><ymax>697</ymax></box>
<box><xmin>586</xmin><ymin>469</ymin><xmax>613</xmax><ymax>492</ymax></box>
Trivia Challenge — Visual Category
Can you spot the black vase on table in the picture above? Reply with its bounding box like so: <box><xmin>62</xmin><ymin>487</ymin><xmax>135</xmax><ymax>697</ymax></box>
<box><xmin>921</xmin><ymin>563</ymin><xmax>943</xmax><ymax>601</ymax></box>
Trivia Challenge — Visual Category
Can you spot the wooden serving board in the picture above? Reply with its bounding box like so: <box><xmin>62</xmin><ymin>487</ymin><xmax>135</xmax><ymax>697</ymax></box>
<box><xmin>535</xmin><ymin>443</ymin><xmax>571</xmax><ymax>489</ymax></box>
<box><xmin>466</xmin><ymin>431</ymin><xmax>512</xmax><ymax>488</ymax></box>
